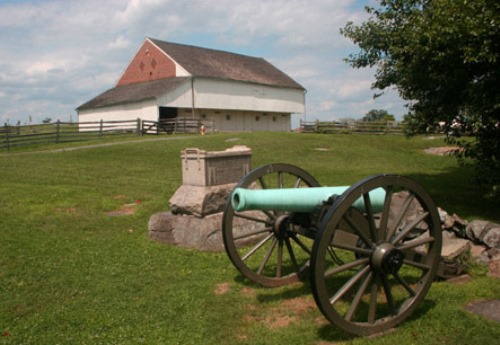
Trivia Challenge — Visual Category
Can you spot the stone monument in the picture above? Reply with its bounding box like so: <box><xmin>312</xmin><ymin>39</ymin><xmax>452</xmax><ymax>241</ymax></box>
<box><xmin>148</xmin><ymin>145</ymin><xmax>252</xmax><ymax>250</ymax></box>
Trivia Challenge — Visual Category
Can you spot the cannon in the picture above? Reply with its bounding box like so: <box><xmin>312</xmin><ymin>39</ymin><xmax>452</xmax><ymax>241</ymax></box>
<box><xmin>222</xmin><ymin>164</ymin><xmax>442</xmax><ymax>336</ymax></box>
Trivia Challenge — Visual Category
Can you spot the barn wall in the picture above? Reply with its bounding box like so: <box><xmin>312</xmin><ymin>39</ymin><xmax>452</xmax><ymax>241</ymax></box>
<box><xmin>78</xmin><ymin>99</ymin><xmax>158</xmax><ymax>123</ymax></box>
<box><xmin>156</xmin><ymin>81</ymin><xmax>193</xmax><ymax>108</ymax></box>
<box><xmin>116</xmin><ymin>40</ymin><xmax>190</xmax><ymax>86</ymax></box>
<box><xmin>194</xmin><ymin>79</ymin><xmax>305</xmax><ymax>114</ymax></box>
<box><xmin>196</xmin><ymin>109</ymin><xmax>291</xmax><ymax>132</ymax></box>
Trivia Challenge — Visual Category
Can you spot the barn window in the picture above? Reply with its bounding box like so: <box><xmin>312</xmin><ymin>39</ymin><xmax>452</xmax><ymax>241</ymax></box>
<box><xmin>226</xmin><ymin>115</ymin><xmax>231</xmax><ymax>121</ymax></box>
<box><xmin>272</xmin><ymin>116</ymin><xmax>277</xmax><ymax>122</ymax></box>
<box><xmin>255</xmin><ymin>116</ymin><xmax>260</xmax><ymax>121</ymax></box>
<box><xmin>201</xmin><ymin>114</ymin><xmax>207</xmax><ymax>119</ymax></box>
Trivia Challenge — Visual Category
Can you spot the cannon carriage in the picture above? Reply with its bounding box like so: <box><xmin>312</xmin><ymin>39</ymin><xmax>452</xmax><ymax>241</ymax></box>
<box><xmin>222</xmin><ymin>164</ymin><xmax>442</xmax><ymax>336</ymax></box>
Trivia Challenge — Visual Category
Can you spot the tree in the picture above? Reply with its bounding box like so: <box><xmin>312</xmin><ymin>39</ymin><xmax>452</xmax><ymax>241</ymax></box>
<box><xmin>42</xmin><ymin>117</ymin><xmax>52</xmax><ymax>124</ymax></box>
<box><xmin>362</xmin><ymin>109</ymin><xmax>395</xmax><ymax>122</ymax></box>
<box><xmin>341</xmin><ymin>0</ymin><xmax>500</xmax><ymax>196</ymax></box>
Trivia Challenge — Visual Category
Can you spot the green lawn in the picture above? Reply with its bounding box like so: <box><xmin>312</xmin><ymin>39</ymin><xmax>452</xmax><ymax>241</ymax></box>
<box><xmin>1</xmin><ymin>132</ymin><xmax>498</xmax><ymax>344</ymax></box>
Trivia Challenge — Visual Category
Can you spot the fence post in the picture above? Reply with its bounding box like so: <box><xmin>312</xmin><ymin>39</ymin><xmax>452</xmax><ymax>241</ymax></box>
<box><xmin>99</xmin><ymin>119</ymin><xmax>104</xmax><ymax>138</ymax></box>
<box><xmin>56</xmin><ymin>120</ymin><xmax>61</xmax><ymax>143</ymax></box>
<box><xmin>4</xmin><ymin>124</ymin><xmax>10</xmax><ymax>151</ymax></box>
<box><xmin>136</xmin><ymin>118</ymin><xmax>142</xmax><ymax>136</ymax></box>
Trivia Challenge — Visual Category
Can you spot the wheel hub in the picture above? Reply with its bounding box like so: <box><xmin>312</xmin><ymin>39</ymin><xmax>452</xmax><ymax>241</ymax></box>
<box><xmin>371</xmin><ymin>242</ymin><xmax>405</xmax><ymax>274</ymax></box>
<box><xmin>273</xmin><ymin>215</ymin><xmax>290</xmax><ymax>238</ymax></box>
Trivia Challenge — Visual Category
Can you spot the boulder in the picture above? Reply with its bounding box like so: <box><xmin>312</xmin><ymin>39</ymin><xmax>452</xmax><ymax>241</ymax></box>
<box><xmin>169</xmin><ymin>183</ymin><xmax>235</xmax><ymax>218</ymax></box>
<box><xmin>466</xmin><ymin>220</ymin><xmax>500</xmax><ymax>248</ymax></box>
<box><xmin>148</xmin><ymin>210</ymin><xmax>267</xmax><ymax>251</ymax></box>
<box><xmin>441</xmin><ymin>235</ymin><xmax>471</xmax><ymax>261</ymax></box>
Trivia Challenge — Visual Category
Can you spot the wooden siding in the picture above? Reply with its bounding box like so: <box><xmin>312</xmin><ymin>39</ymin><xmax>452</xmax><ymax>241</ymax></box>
<box><xmin>193</xmin><ymin>78</ymin><xmax>305</xmax><ymax>113</ymax></box>
<box><xmin>78</xmin><ymin>99</ymin><xmax>158</xmax><ymax>123</ymax></box>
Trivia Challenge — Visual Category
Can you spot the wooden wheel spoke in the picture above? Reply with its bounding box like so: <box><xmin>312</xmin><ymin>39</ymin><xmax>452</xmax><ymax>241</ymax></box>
<box><xmin>368</xmin><ymin>273</ymin><xmax>380</xmax><ymax>324</ymax></box>
<box><xmin>378</xmin><ymin>186</ymin><xmax>393</xmax><ymax>234</ymax></box>
<box><xmin>294</xmin><ymin>177</ymin><xmax>303</xmax><ymax>188</ymax></box>
<box><xmin>362</xmin><ymin>192</ymin><xmax>378</xmax><ymax>242</ymax></box>
<box><xmin>386</xmin><ymin>193</ymin><xmax>415</xmax><ymax>241</ymax></box>
<box><xmin>381</xmin><ymin>274</ymin><xmax>396</xmax><ymax>315</ymax></box>
<box><xmin>233</xmin><ymin>227</ymin><xmax>272</xmax><ymax>241</ymax></box>
<box><xmin>242</xmin><ymin>233</ymin><xmax>275</xmax><ymax>261</ymax></box>
<box><xmin>391</xmin><ymin>211</ymin><xmax>429</xmax><ymax>245</ymax></box>
<box><xmin>285</xmin><ymin>238</ymin><xmax>300</xmax><ymax>273</ymax></box>
<box><xmin>393</xmin><ymin>272</ymin><xmax>416</xmax><ymax>297</ymax></box>
<box><xmin>346</xmin><ymin>271</ymin><xmax>373</xmax><ymax>322</ymax></box>
<box><xmin>330</xmin><ymin>265</ymin><xmax>371</xmax><ymax>305</ymax></box>
<box><xmin>324</xmin><ymin>257</ymin><xmax>369</xmax><ymax>278</ymax></box>
<box><xmin>398</xmin><ymin>236</ymin><xmax>435</xmax><ymax>251</ymax></box>
<box><xmin>403</xmin><ymin>258</ymin><xmax>431</xmax><ymax>271</ymax></box>
<box><xmin>276</xmin><ymin>238</ymin><xmax>283</xmax><ymax>277</ymax></box>
<box><xmin>278</xmin><ymin>172</ymin><xmax>284</xmax><ymax>188</ymax></box>
<box><xmin>258</xmin><ymin>176</ymin><xmax>268</xmax><ymax>189</ymax></box>
<box><xmin>290</xmin><ymin>235</ymin><xmax>312</xmax><ymax>255</ymax></box>
<box><xmin>343</xmin><ymin>214</ymin><xmax>373</xmax><ymax>248</ymax></box>
<box><xmin>234</xmin><ymin>212</ymin><xmax>272</xmax><ymax>225</ymax></box>
<box><xmin>257</xmin><ymin>237</ymin><xmax>278</xmax><ymax>275</ymax></box>
<box><xmin>332</xmin><ymin>242</ymin><xmax>372</xmax><ymax>256</ymax></box>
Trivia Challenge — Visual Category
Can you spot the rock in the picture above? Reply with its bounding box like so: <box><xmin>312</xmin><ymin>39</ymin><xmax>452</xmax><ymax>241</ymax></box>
<box><xmin>148</xmin><ymin>210</ymin><xmax>267</xmax><ymax>251</ymax></box>
<box><xmin>169</xmin><ymin>183</ymin><xmax>235</xmax><ymax>217</ymax></box>
<box><xmin>465</xmin><ymin>220</ymin><xmax>491</xmax><ymax>243</ymax></box>
<box><xmin>470</xmin><ymin>243</ymin><xmax>486</xmax><ymax>257</ymax></box>
<box><xmin>170</xmin><ymin>212</ymin><xmax>225</xmax><ymax>251</ymax></box>
<box><xmin>482</xmin><ymin>225</ymin><xmax>500</xmax><ymax>249</ymax></box>
<box><xmin>487</xmin><ymin>247</ymin><xmax>500</xmax><ymax>261</ymax></box>
<box><xmin>465</xmin><ymin>220</ymin><xmax>500</xmax><ymax>248</ymax></box>
<box><xmin>441</xmin><ymin>236</ymin><xmax>471</xmax><ymax>261</ymax></box>
<box><xmin>148</xmin><ymin>211</ymin><xmax>225</xmax><ymax>251</ymax></box>
<box><xmin>148</xmin><ymin>212</ymin><xmax>176</xmax><ymax>244</ymax></box>
<box><xmin>438</xmin><ymin>207</ymin><xmax>448</xmax><ymax>223</ymax></box>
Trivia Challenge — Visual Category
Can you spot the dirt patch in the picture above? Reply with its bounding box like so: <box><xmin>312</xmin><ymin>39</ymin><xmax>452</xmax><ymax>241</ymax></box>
<box><xmin>243</xmin><ymin>295</ymin><xmax>317</xmax><ymax>330</ymax></box>
<box><xmin>464</xmin><ymin>300</ymin><xmax>500</xmax><ymax>322</ymax></box>
<box><xmin>240</xmin><ymin>287</ymin><xmax>256</xmax><ymax>298</ymax></box>
<box><xmin>488</xmin><ymin>259</ymin><xmax>500</xmax><ymax>278</ymax></box>
<box><xmin>424</xmin><ymin>146</ymin><xmax>462</xmax><ymax>156</ymax></box>
<box><xmin>213</xmin><ymin>282</ymin><xmax>231</xmax><ymax>295</ymax></box>
<box><xmin>106</xmin><ymin>203</ymin><xmax>137</xmax><ymax>217</ymax></box>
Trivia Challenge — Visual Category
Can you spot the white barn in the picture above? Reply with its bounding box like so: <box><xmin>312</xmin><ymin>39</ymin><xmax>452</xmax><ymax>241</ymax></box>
<box><xmin>77</xmin><ymin>38</ymin><xmax>306</xmax><ymax>132</ymax></box>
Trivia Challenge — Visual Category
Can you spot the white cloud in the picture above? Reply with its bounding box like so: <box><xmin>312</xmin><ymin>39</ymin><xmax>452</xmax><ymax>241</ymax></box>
<box><xmin>0</xmin><ymin>0</ymin><xmax>406</xmax><ymax>125</ymax></box>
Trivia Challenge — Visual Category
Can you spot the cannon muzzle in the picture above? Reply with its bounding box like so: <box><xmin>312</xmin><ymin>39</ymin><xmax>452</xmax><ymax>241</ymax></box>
<box><xmin>231</xmin><ymin>186</ymin><xmax>386</xmax><ymax>213</ymax></box>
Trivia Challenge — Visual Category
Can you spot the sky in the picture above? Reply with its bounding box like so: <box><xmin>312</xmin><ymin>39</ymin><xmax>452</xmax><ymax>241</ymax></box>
<box><xmin>0</xmin><ymin>0</ymin><xmax>408</xmax><ymax>127</ymax></box>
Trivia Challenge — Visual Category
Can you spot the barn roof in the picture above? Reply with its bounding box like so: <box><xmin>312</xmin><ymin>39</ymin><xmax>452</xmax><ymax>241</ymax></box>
<box><xmin>77</xmin><ymin>77</ymin><xmax>190</xmax><ymax>110</ymax></box>
<box><xmin>77</xmin><ymin>38</ymin><xmax>304</xmax><ymax>111</ymax></box>
<box><xmin>149</xmin><ymin>38</ymin><xmax>304</xmax><ymax>90</ymax></box>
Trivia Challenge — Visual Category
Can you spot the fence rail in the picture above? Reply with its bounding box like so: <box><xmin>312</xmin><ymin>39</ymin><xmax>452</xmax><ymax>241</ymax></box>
<box><xmin>299</xmin><ymin>120</ymin><xmax>406</xmax><ymax>135</ymax></box>
<box><xmin>1</xmin><ymin>118</ymin><xmax>213</xmax><ymax>151</ymax></box>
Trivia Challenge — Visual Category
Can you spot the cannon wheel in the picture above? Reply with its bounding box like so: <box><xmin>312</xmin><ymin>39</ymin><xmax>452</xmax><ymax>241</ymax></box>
<box><xmin>311</xmin><ymin>175</ymin><xmax>442</xmax><ymax>336</ymax></box>
<box><xmin>222</xmin><ymin>163</ymin><xmax>321</xmax><ymax>287</ymax></box>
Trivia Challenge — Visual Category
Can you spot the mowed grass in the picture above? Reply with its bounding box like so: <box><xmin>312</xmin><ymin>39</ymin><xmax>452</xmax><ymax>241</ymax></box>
<box><xmin>1</xmin><ymin>132</ymin><xmax>498</xmax><ymax>344</ymax></box>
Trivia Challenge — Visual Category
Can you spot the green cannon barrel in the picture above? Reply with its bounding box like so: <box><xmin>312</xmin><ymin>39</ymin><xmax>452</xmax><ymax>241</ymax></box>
<box><xmin>231</xmin><ymin>186</ymin><xmax>386</xmax><ymax>213</ymax></box>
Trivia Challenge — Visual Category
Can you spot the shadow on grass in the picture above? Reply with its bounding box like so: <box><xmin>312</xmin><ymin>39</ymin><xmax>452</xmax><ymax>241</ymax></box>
<box><xmin>316</xmin><ymin>299</ymin><xmax>437</xmax><ymax>342</ymax></box>
<box><xmin>405</xmin><ymin>168</ymin><xmax>499</xmax><ymax>222</ymax></box>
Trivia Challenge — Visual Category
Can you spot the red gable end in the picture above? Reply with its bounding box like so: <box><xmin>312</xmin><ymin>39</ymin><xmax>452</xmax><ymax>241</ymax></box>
<box><xmin>117</xmin><ymin>40</ymin><xmax>177</xmax><ymax>86</ymax></box>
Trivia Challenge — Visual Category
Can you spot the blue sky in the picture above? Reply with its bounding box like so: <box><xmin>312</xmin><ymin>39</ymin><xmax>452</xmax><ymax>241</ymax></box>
<box><xmin>0</xmin><ymin>0</ymin><xmax>407</xmax><ymax>127</ymax></box>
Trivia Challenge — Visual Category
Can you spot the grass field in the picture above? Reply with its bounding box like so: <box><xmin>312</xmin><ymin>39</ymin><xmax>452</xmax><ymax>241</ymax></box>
<box><xmin>1</xmin><ymin>132</ymin><xmax>498</xmax><ymax>344</ymax></box>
